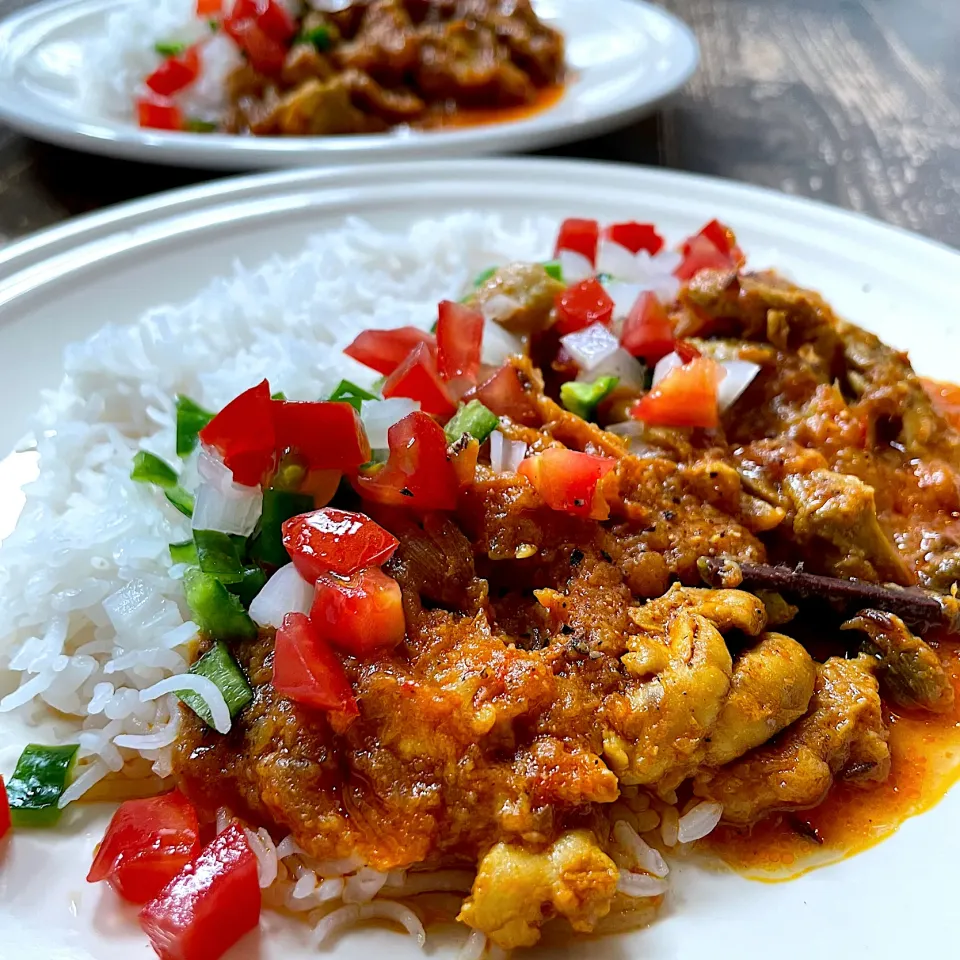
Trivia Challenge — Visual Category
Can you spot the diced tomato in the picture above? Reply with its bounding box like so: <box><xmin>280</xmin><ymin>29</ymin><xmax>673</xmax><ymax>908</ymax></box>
<box><xmin>620</xmin><ymin>292</ymin><xmax>674</xmax><ymax>362</ymax></box>
<box><xmin>255</xmin><ymin>0</ymin><xmax>296</xmax><ymax>42</ymax></box>
<box><xmin>282</xmin><ymin>508</ymin><xmax>399</xmax><ymax>582</ymax></box>
<box><xmin>0</xmin><ymin>775</ymin><xmax>9</xmax><ymax>840</ymax></box>
<box><xmin>353</xmin><ymin>412</ymin><xmax>458</xmax><ymax>511</ymax></box>
<box><xmin>301</xmin><ymin>468</ymin><xmax>341</xmax><ymax>507</ymax></box>
<box><xmin>199</xmin><ymin>380</ymin><xmax>276</xmax><ymax>486</ymax></box>
<box><xmin>630</xmin><ymin>356</ymin><xmax>723</xmax><ymax>428</ymax></box>
<box><xmin>223</xmin><ymin>17</ymin><xmax>286</xmax><ymax>74</ymax></box>
<box><xmin>381</xmin><ymin>342</ymin><xmax>456</xmax><ymax>418</ymax></box>
<box><xmin>145</xmin><ymin>46</ymin><xmax>200</xmax><ymax>97</ymax></box>
<box><xmin>137</xmin><ymin>96</ymin><xmax>183</xmax><ymax>131</ymax></box>
<box><xmin>466</xmin><ymin>363</ymin><xmax>539</xmax><ymax>426</ymax></box>
<box><xmin>231</xmin><ymin>0</ymin><xmax>257</xmax><ymax>16</ymax></box>
<box><xmin>312</xmin><ymin>567</ymin><xmax>405</xmax><ymax>656</ymax></box>
<box><xmin>436</xmin><ymin>300</ymin><xmax>483</xmax><ymax>385</ymax></box>
<box><xmin>555</xmin><ymin>278</ymin><xmax>615</xmax><ymax>335</ymax></box>
<box><xmin>555</xmin><ymin>218</ymin><xmax>600</xmax><ymax>265</ymax></box>
<box><xmin>273</xmin><ymin>400</ymin><xmax>371</xmax><ymax>471</ymax></box>
<box><xmin>674</xmin><ymin>235</ymin><xmax>735</xmax><ymax>282</ymax></box>
<box><xmin>674</xmin><ymin>340</ymin><xmax>702</xmax><ymax>363</ymax></box>
<box><xmin>139</xmin><ymin>822</ymin><xmax>260</xmax><ymax>960</ymax></box>
<box><xmin>603</xmin><ymin>222</ymin><xmax>664</xmax><ymax>256</ymax></box>
<box><xmin>196</xmin><ymin>0</ymin><xmax>220</xmax><ymax>14</ymax></box>
<box><xmin>272</xmin><ymin>612</ymin><xmax>359</xmax><ymax>715</ymax></box>
<box><xmin>518</xmin><ymin>448</ymin><xmax>616</xmax><ymax>520</ymax></box>
<box><xmin>344</xmin><ymin>327</ymin><xmax>437</xmax><ymax>377</ymax></box>
<box><xmin>697</xmin><ymin>218</ymin><xmax>745</xmax><ymax>265</ymax></box>
<box><xmin>87</xmin><ymin>791</ymin><xmax>200</xmax><ymax>904</ymax></box>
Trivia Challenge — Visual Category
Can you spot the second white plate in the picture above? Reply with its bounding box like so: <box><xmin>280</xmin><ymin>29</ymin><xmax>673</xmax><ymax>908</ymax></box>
<box><xmin>0</xmin><ymin>0</ymin><xmax>698</xmax><ymax>169</ymax></box>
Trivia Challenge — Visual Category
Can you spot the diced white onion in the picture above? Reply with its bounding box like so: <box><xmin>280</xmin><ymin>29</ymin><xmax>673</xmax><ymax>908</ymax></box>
<box><xmin>480</xmin><ymin>319</ymin><xmax>523</xmax><ymax>366</ymax></box>
<box><xmin>716</xmin><ymin>360</ymin><xmax>761</xmax><ymax>413</ymax></box>
<box><xmin>603</xmin><ymin>281</ymin><xmax>646</xmax><ymax>321</ymax></box>
<box><xmin>192</xmin><ymin>480</ymin><xmax>262</xmax><ymax>537</ymax></box>
<box><xmin>557</xmin><ymin>248</ymin><xmax>594</xmax><ymax>284</ymax></box>
<box><xmin>490</xmin><ymin>431</ymin><xmax>526</xmax><ymax>474</ymax></box>
<box><xmin>677</xmin><ymin>801</ymin><xmax>724</xmax><ymax>842</ymax></box>
<box><xmin>360</xmin><ymin>398</ymin><xmax>420</xmax><ymax>451</ymax></box>
<box><xmin>597</xmin><ymin>240</ymin><xmax>641</xmax><ymax>280</ymax></box>
<box><xmin>616</xmin><ymin>871</ymin><xmax>669</xmax><ymax>898</ymax></box>
<box><xmin>249</xmin><ymin>563</ymin><xmax>314</xmax><ymax>628</ymax></box>
<box><xmin>561</xmin><ymin>322</ymin><xmax>619</xmax><ymax>371</ymax></box>
<box><xmin>139</xmin><ymin>674</ymin><xmax>231</xmax><ymax>734</ymax></box>
<box><xmin>478</xmin><ymin>293</ymin><xmax>521</xmax><ymax>325</ymax></box>
<box><xmin>652</xmin><ymin>351</ymin><xmax>683</xmax><ymax>388</ymax></box>
<box><xmin>578</xmin><ymin>347</ymin><xmax>647</xmax><ymax>391</ymax></box>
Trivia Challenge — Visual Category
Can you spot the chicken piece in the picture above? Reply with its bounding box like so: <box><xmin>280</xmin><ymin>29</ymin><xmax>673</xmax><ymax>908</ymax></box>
<box><xmin>458</xmin><ymin>830</ymin><xmax>618</xmax><ymax>949</ymax></box>
<box><xmin>334</xmin><ymin>0</ymin><xmax>420</xmax><ymax>84</ymax></box>
<box><xmin>782</xmin><ymin>469</ymin><xmax>910</xmax><ymax>584</ymax></box>
<box><xmin>629</xmin><ymin>584</ymin><xmax>768</xmax><ymax>638</ymax></box>
<box><xmin>341</xmin><ymin>68</ymin><xmax>426</xmax><ymax>122</ymax></box>
<box><xmin>693</xmin><ymin>655</ymin><xmax>891</xmax><ymax>824</ymax></box>
<box><xmin>842</xmin><ymin>609</ymin><xmax>955</xmax><ymax>713</ymax></box>
<box><xmin>280</xmin><ymin>44</ymin><xmax>335</xmax><ymax>86</ymax></box>
<box><xmin>470</xmin><ymin>262</ymin><xmax>565</xmax><ymax>336</ymax></box>
<box><xmin>272</xmin><ymin>77</ymin><xmax>377</xmax><ymax>135</ymax></box>
<box><xmin>704</xmin><ymin>633</ymin><xmax>816</xmax><ymax>767</ymax></box>
<box><xmin>606</xmin><ymin>609</ymin><xmax>733</xmax><ymax>789</ymax></box>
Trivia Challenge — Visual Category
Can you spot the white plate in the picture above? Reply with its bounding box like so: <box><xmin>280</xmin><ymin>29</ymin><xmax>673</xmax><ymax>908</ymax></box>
<box><xmin>0</xmin><ymin>0</ymin><xmax>698</xmax><ymax>169</ymax></box>
<box><xmin>1</xmin><ymin>158</ymin><xmax>960</xmax><ymax>959</ymax></box>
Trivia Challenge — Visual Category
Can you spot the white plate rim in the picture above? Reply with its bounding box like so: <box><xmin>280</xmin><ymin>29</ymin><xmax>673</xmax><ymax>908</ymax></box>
<box><xmin>0</xmin><ymin>0</ymin><xmax>700</xmax><ymax>169</ymax></box>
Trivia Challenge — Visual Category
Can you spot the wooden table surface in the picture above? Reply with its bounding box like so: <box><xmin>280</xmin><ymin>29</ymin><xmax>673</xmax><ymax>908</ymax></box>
<box><xmin>0</xmin><ymin>0</ymin><xmax>958</xmax><ymax>247</ymax></box>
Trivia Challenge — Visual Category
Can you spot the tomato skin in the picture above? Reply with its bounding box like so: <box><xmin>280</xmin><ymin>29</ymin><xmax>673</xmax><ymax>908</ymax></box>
<box><xmin>603</xmin><ymin>222</ymin><xmax>664</xmax><ymax>256</ymax></box>
<box><xmin>199</xmin><ymin>380</ymin><xmax>276</xmax><ymax>486</ymax></box>
<box><xmin>381</xmin><ymin>342</ymin><xmax>456</xmax><ymax>418</ymax></box>
<box><xmin>344</xmin><ymin>327</ymin><xmax>437</xmax><ymax>376</ymax></box>
<box><xmin>145</xmin><ymin>46</ymin><xmax>200</xmax><ymax>97</ymax></box>
<box><xmin>630</xmin><ymin>356</ymin><xmax>723</xmax><ymax>428</ymax></box>
<box><xmin>555</xmin><ymin>218</ymin><xmax>600</xmax><ymax>265</ymax></box>
<box><xmin>518</xmin><ymin>448</ymin><xmax>616</xmax><ymax>520</ymax></box>
<box><xmin>620</xmin><ymin>291</ymin><xmax>674</xmax><ymax>362</ymax></box>
<box><xmin>87</xmin><ymin>791</ymin><xmax>201</xmax><ymax>904</ymax></box>
<box><xmin>0</xmin><ymin>775</ymin><xmax>10</xmax><ymax>840</ymax></box>
<box><xmin>137</xmin><ymin>97</ymin><xmax>183</xmax><ymax>131</ymax></box>
<box><xmin>255</xmin><ymin>0</ymin><xmax>296</xmax><ymax>42</ymax></box>
<box><xmin>273</xmin><ymin>400</ymin><xmax>370</xmax><ymax>471</ymax></box>
<box><xmin>196</xmin><ymin>0</ymin><xmax>220</xmax><ymax>14</ymax></box>
<box><xmin>555</xmin><ymin>278</ymin><xmax>615</xmax><ymax>335</ymax></box>
<box><xmin>272</xmin><ymin>612</ymin><xmax>359</xmax><ymax>715</ymax></box>
<box><xmin>139</xmin><ymin>822</ymin><xmax>260</xmax><ymax>960</ymax></box>
<box><xmin>436</xmin><ymin>300</ymin><xmax>483</xmax><ymax>384</ymax></box>
<box><xmin>697</xmin><ymin>218</ymin><xmax>745</xmax><ymax>265</ymax></box>
<box><xmin>674</xmin><ymin>339</ymin><xmax>701</xmax><ymax>363</ymax></box>
<box><xmin>223</xmin><ymin>17</ymin><xmax>286</xmax><ymax>74</ymax></box>
<box><xmin>674</xmin><ymin>233</ymin><xmax>736</xmax><ymax>281</ymax></box>
<box><xmin>312</xmin><ymin>568</ymin><xmax>405</xmax><ymax>656</ymax></box>
<box><xmin>465</xmin><ymin>364</ymin><xmax>539</xmax><ymax>426</ymax></box>
<box><xmin>282</xmin><ymin>508</ymin><xmax>399</xmax><ymax>582</ymax></box>
<box><xmin>353</xmin><ymin>412</ymin><xmax>458</xmax><ymax>511</ymax></box>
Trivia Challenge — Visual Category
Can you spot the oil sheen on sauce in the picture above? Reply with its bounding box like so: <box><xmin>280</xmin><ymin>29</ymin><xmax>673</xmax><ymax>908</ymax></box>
<box><xmin>420</xmin><ymin>84</ymin><xmax>565</xmax><ymax>130</ymax></box>
<box><xmin>702</xmin><ymin>640</ymin><xmax>960</xmax><ymax>880</ymax></box>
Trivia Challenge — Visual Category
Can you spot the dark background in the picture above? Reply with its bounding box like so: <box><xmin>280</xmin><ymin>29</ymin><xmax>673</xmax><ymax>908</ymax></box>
<box><xmin>0</xmin><ymin>0</ymin><xmax>958</xmax><ymax>246</ymax></box>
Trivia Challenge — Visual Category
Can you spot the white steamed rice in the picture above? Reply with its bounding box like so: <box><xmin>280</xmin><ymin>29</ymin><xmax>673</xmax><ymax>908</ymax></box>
<box><xmin>0</xmin><ymin>212</ymin><xmax>719</xmax><ymax>950</ymax></box>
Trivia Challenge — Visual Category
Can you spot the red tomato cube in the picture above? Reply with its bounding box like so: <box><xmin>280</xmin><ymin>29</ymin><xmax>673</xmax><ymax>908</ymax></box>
<box><xmin>603</xmin><ymin>222</ymin><xmax>664</xmax><ymax>256</ymax></box>
<box><xmin>555</xmin><ymin>278</ymin><xmax>615</xmax><ymax>335</ymax></box>
<box><xmin>199</xmin><ymin>379</ymin><xmax>276</xmax><ymax>486</ymax></box>
<box><xmin>312</xmin><ymin>567</ymin><xmax>406</xmax><ymax>657</ymax></box>
<box><xmin>620</xmin><ymin>291</ymin><xmax>675</xmax><ymax>362</ymax></box>
<box><xmin>344</xmin><ymin>327</ymin><xmax>437</xmax><ymax>377</ymax></box>
<box><xmin>381</xmin><ymin>342</ymin><xmax>456</xmax><ymax>418</ymax></box>
<box><xmin>554</xmin><ymin>218</ymin><xmax>600</xmax><ymax>265</ymax></box>
<box><xmin>630</xmin><ymin>356</ymin><xmax>723</xmax><ymax>428</ymax></box>
<box><xmin>436</xmin><ymin>300</ymin><xmax>483</xmax><ymax>385</ymax></box>
<box><xmin>518</xmin><ymin>447</ymin><xmax>616</xmax><ymax>520</ymax></box>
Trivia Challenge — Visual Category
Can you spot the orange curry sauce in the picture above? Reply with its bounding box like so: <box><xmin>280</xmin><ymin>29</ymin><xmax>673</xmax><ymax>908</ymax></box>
<box><xmin>701</xmin><ymin>374</ymin><xmax>960</xmax><ymax>879</ymax></box>
<box><xmin>424</xmin><ymin>83</ymin><xmax>566</xmax><ymax>130</ymax></box>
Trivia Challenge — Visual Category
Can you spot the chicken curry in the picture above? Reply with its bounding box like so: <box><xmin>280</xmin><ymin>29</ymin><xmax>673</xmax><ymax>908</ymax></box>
<box><xmin>170</xmin><ymin>217</ymin><xmax>960</xmax><ymax>951</ymax></box>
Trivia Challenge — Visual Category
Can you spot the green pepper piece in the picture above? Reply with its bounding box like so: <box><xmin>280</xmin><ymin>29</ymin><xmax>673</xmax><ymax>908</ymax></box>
<box><xmin>328</xmin><ymin>379</ymin><xmax>377</xmax><ymax>412</ymax></box>
<box><xmin>175</xmin><ymin>395</ymin><xmax>214</xmax><ymax>457</ymax></box>
<box><xmin>183</xmin><ymin>568</ymin><xmax>257</xmax><ymax>641</ymax></box>
<box><xmin>169</xmin><ymin>539</ymin><xmax>199</xmax><ymax>565</ymax></box>
<box><xmin>227</xmin><ymin>564</ymin><xmax>267</xmax><ymax>609</ymax></box>
<box><xmin>542</xmin><ymin>260</ymin><xmax>564</xmax><ymax>282</ymax></box>
<box><xmin>184</xmin><ymin>118</ymin><xmax>218</xmax><ymax>133</ymax></box>
<box><xmin>193</xmin><ymin>530</ymin><xmax>245</xmax><ymax>585</ymax></box>
<box><xmin>163</xmin><ymin>486</ymin><xmax>195</xmax><ymax>518</ymax></box>
<box><xmin>7</xmin><ymin>744</ymin><xmax>79</xmax><ymax>827</ymax></box>
<box><xmin>252</xmin><ymin>490</ymin><xmax>314</xmax><ymax>567</ymax></box>
<box><xmin>154</xmin><ymin>40</ymin><xmax>186</xmax><ymax>55</ymax></box>
<box><xmin>177</xmin><ymin>641</ymin><xmax>253</xmax><ymax>728</ymax></box>
<box><xmin>271</xmin><ymin>391</ymin><xmax>287</xmax><ymax>401</ymax></box>
<box><xmin>560</xmin><ymin>376</ymin><xmax>620</xmax><ymax>421</ymax></box>
<box><xmin>298</xmin><ymin>24</ymin><xmax>332</xmax><ymax>50</ymax></box>
<box><xmin>444</xmin><ymin>400</ymin><xmax>499</xmax><ymax>444</ymax></box>
<box><xmin>131</xmin><ymin>451</ymin><xmax>179</xmax><ymax>488</ymax></box>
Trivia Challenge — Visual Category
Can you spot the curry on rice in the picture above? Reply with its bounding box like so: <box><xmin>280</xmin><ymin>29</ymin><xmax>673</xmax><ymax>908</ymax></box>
<box><xmin>15</xmin><ymin>215</ymin><xmax>960</xmax><ymax>959</ymax></box>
